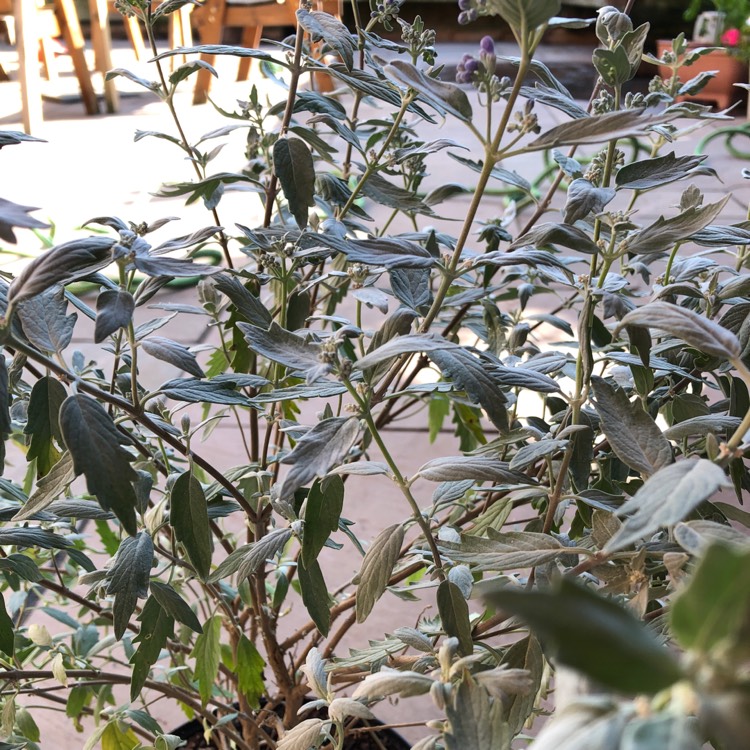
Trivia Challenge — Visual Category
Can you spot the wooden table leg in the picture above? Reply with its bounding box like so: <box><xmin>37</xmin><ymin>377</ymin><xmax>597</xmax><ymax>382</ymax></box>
<box><xmin>13</xmin><ymin>0</ymin><xmax>43</xmax><ymax>133</ymax></box>
<box><xmin>89</xmin><ymin>0</ymin><xmax>118</xmax><ymax>112</ymax></box>
<box><xmin>55</xmin><ymin>0</ymin><xmax>99</xmax><ymax>114</ymax></box>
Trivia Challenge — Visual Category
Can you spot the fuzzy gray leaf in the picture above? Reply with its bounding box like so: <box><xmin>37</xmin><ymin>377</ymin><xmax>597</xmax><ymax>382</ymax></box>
<box><xmin>438</xmin><ymin>532</ymin><xmax>566</xmax><ymax>571</ymax></box>
<box><xmin>0</xmin><ymin>197</ymin><xmax>50</xmax><ymax>243</ymax></box>
<box><xmin>238</xmin><ymin>321</ymin><xmax>322</xmax><ymax>372</ymax></box>
<box><xmin>616</xmin><ymin>302</ymin><xmax>741</xmax><ymax>360</ymax></box>
<box><xmin>437</xmin><ymin>580</ymin><xmax>473</xmax><ymax>655</ymax></box>
<box><xmin>384</xmin><ymin>60</ymin><xmax>472</xmax><ymax>121</ymax></box>
<box><xmin>591</xmin><ymin>377</ymin><xmax>673</xmax><ymax>477</ymax></box>
<box><xmin>563</xmin><ymin>179</ymin><xmax>616</xmax><ymax>224</ymax></box>
<box><xmin>664</xmin><ymin>415</ymin><xmax>741</xmax><ymax>440</ymax></box>
<box><xmin>529</xmin><ymin>109</ymin><xmax>676</xmax><ymax>150</ymax></box>
<box><xmin>606</xmin><ymin>459</ymin><xmax>728</xmax><ymax>553</ymax></box>
<box><xmin>445</xmin><ymin>676</ymin><xmax>510</xmax><ymax>750</ymax></box>
<box><xmin>626</xmin><ymin>197</ymin><xmax>730</xmax><ymax>256</ymax></box>
<box><xmin>160</xmin><ymin>377</ymin><xmax>253</xmax><ymax>405</ymax></box>
<box><xmin>94</xmin><ymin>289</ymin><xmax>135</xmax><ymax>343</ymax></box>
<box><xmin>170</xmin><ymin>471</ymin><xmax>213</xmax><ymax>580</ymax></box>
<box><xmin>273</xmin><ymin>138</ymin><xmax>316</xmax><ymax>230</ymax></box>
<box><xmin>13</xmin><ymin>452</ymin><xmax>75</xmax><ymax>521</ymax></box>
<box><xmin>141</xmin><ymin>336</ymin><xmax>205</xmax><ymax>378</ymax></box>
<box><xmin>509</xmin><ymin>439</ymin><xmax>569</xmax><ymax>471</ymax></box>
<box><xmin>133</xmin><ymin>255</ymin><xmax>221</xmax><ymax>278</ymax></box>
<box><xmin>355</xmin><ymin>333</ymin><xmax>454</xmax><ymax>370</ymax></box>
<box><xmin>59</xmin><ymin>394</ymin><xmax>139</xmax><ymax>535</ymax></box>
<box><xmin>106</xmin><ymin>533</ymin><xmax>154</xmax><ymax>639</ymax></box>
<box><xmin>358</xmin><ymin>171</ymin><xmax>435</xmax><ymax>216</ymax></box>
<box><xmin>212</xmin><ymin>274</ymin><xmax>272</xmax><ymax>328</ymax></box>
<box><xmin>207</xmin><ymin>528</ymin><xmax>293</xmax><ymax>583</ymax></box>
<box><xmin>510</xmin><ymin>222</ymin><xmax>600</xmax><ymax>255</ymax></box>
<box><xmin>417</xmin><ymin>456</ymin><xmax>531</xmax><ymax>484</ymax></box>
<box><xmin>297</xmin><ymin>9</ymin><xmax>354</xmax><ymax>71</ymax></box>
<box><xmin>8</xmin><ymin>238</ymin><xmax>115</xmax><ymax>308</ymax></box>
<box><xmin>428</xmin><ymin>348</ymin><xmax>511</xmax><ymax>431</ymax></box>
<box><xmin>389</xmin><ymin>268</ymin><xmax>432</xmax><ymax>311</ymax></box>
<box><xmin>356</xmin><ymin>524</ymin><xmax>404</xmax><ymax>622</ymax></box>
<box><xmin>615</xmin><ymin>152</ymin><xmax>716</xmax><ymax>192</ymax></box>
<box><xmin>279</xmin><ymin>417</ymin><xmax>360</xmax><ymax>501</ymax></box>
<box><xmin>17</xmin><ymin>286</ymin><xmax>76</xmax><ymax>354</ymax></box>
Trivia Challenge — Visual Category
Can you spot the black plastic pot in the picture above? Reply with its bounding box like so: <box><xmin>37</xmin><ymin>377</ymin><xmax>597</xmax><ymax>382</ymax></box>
<box><xmin>172</xmin><ymin>710</ymin><xmax>411</xmax><ymax>750</ymax></box>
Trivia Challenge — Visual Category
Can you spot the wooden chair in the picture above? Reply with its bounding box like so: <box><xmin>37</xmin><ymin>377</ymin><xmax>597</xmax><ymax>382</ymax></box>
<box><xmin>190</xmin><ymin>0</ymin><xmax>341</xmax><ymax>105</ymax></box>
<box><xmin>112</xmin><ymin>2</ymin><xmax>193</xmax><ymax>69</ymax></box>
<box><xmin>0</xmin><ymin>0</ymin><xmax>100</xmax><ymax>132</ymax></box>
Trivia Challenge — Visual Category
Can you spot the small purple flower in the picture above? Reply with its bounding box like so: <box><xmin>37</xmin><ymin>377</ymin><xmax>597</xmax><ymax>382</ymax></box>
<box><xmin>456</xmin><ymin>53</ymin><xmax>479</xmax><ymax>84</ymax></box>
<box><xmin>479</xmin><ymin>35</ymin><xmax>496</xmax><ymax>72</ymax></box>
<box><xmin>458</xmin><ymin>0</ymin><xmax>471</xmax><ymax>10</ymax></box>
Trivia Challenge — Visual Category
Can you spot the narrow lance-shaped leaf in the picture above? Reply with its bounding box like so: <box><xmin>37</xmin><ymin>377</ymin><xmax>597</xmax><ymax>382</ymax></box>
<box><xmin>298</xmin><ymin>557</ymin><xmax>331</xmax><ymax>636</ymax></box>
<box><xmin>13</xmin><ymin>451</ymin><xmax>75</xmax><ymax>521</ymax></box>
<box><xmin>149</xmin><ymin>580</ymin><xmax>202</xmax><ymax>633</ymax></box>
<box><xmin>0</xmin><ymin>592</ymin><xmax>14</xmax><ymax>656</ymax></box>
<box><xmin>106</xmin><ymin>532</ymin><xmax>154</xmax><ymax>640</ymax></box>
<box><xmin>615</xmin><ymin>301</ymin><xmax>741</xmax><ymax>360</ymax></box>
<box><xmin>130</xmin><ymin>595</ymin><xmax>174</xmax><ymax>700</ymax></box>
<box><xmin>437</xmin><ymin>580</ymin><xmax>473</xmax><ymax>656</ymax></box>
<box><xmin>444</xmin><ymin>676</ymin><xmax>510</xmax><ymax>750</ymax></box>
<box><xmin>489</xmin><ymin>577</ymin><xmax>684</xmax><ymax>695</ymax></box>
<box><xmin>24</xmin><ymin>376</ymin><xmax>66</xmax><ymax>477</ymax></box>
<box><xmin>141</xmin><ymin>336</ymin><xmax>205</xmax><ymax>379</ymax></box>
<box><xmin>356</xmin><ymin>524</ymin><xmax>404</xmax><ymax>622</ymax></box>
<box><xmin>671</xmin><ymin>542</ymin><xmax>750</xmax><ymax>654</ymax></box>
<box><xmin>170</xmin><ymin>470</ymin><xmax>213</xmax><ymax>580</ymax></box>
<box><xmin>59</xmin><ymin>394</ymin><xmax>139</xmax><ymax>535</ymax></box>
<box><xmin>302</xmin><ymin>475</ymin><xmax>344</xmax><ymax>567</ymax></box>
<box><xmin>273</xmin><ymin>138</ymin><xmax>316</xmax><ymax>230</ymax></box>
<box><xmin>7</xmin><ymin>237</ymin><xmax>115</xmax><ymax>311</ymax></box>
<box><xmin>191</xmin><ymin>615</ymin><xmax>222</xmax><ymax>706</ymax></box>
<box><xmin>296</xmin><ymin>9</ymin><xmax>354</xmax><ymax>71</ymax></box>
<box><xmin>384</xmin><ymin>60</ymin><xmax>472</xmax><ymax>121</ymax></box>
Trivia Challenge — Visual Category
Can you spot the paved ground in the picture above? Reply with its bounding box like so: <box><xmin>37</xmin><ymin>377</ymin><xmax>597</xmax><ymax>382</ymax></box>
<box><xmin>1</xmin><ymin>29</ymin><xmax>749</xmax><ymax>748</ymax></box>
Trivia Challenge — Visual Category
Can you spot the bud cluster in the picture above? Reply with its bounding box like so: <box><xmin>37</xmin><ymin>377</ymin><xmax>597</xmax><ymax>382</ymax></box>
<box><xmin>455</xmin><ymin>36</ymin><xmax>507</xmax><ymax>102</ymax></box>
<box><xmin>456</xmin><ymin>0</ymin><xmax>486</xmax><ymax>26</ymax></box>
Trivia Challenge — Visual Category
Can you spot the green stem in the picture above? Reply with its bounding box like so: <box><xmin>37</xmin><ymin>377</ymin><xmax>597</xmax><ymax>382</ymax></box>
<box><xmin>342</xmin><ymin>378</ymin><xmax>445</xmax><ymax>579</ymax></box>
<box><xmin>339</xmin><ymin>95</ymin><xmax>413</xmax><ymax>220</ymax></box>
<box><xmin>143</xmin><ymin>7</ymin><xmax>233</xmax><ymax>268</ymax></box>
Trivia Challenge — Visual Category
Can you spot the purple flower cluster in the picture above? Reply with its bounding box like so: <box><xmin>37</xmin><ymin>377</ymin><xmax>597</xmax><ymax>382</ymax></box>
<box><xmin>456</xmin><ymin>53</ymin><xmax>479</xmax><ymax>84</ymax></box>
<box><xmin>457</xmin><ymin>0</ymin><xmax>485</xmax><ymax>25</ymax></box>
<box><xmin>455</xmin><ymin>36</ymin><xmax>496</xmax><ymax>84</ymax></box>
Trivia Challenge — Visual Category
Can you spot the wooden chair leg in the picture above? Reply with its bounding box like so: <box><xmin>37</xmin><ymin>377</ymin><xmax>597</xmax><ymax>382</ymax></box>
<box><xmin>168</xmin><ymin>6</ymin><xmax>192</xmax><ymax>68</ymax></box>
<box><xmin>89</xmin><ymin>0</ymin><xmax>119</xmax><ymax>112</ymax></box>
<box><xmin>123</xmin><ymin>14</ymin><xmax>146</xmax><ymax>61</ymax></box>
<box><xmin>39</xmin><ymin>36</ymin><xmax>58</xmax><ymax>80</ymax></box>
<box><xmin>192</xmin><ymin>15</ymin><xmax>222</xmax><ymax>104</ymax></box>
<box><xmin>14</xmin><ymin>0</ymin><xmax>43</xmax><ymax>133</ymax></box>
<box><xmin>236</xmin><ymin>24</ymin><xmax>261</xmax><ymax>81</ymax></box>
<box><xmin>55</xmin><ymin>0</ymin><xmax>99</xmax><ymax>114</ymax></box>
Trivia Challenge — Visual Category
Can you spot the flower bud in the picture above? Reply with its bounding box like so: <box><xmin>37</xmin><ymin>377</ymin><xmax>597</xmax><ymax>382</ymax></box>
<box><xmin>478</xmin><ymin>35</ymin><xmax>496</xmax><ymax>72</ymax></box>
<box><xmin>596</xmin><ymin>6</ymin><xmax>632</xmax><ymax>46</ymax></box>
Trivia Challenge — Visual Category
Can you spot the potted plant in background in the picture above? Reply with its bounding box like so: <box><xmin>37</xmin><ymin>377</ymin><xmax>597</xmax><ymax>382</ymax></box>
<box><xmin>1</xmin><ymin>2</ymin><xmax>750</xmax><ymax>749</ymax></box>
<box><xmin>654</xmin><ymin>0</ymin><xmax>750</xmax><ymax>109</ymax></box>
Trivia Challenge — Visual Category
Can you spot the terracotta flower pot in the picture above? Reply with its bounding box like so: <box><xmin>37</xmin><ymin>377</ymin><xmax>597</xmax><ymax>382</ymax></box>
<box><xmin>656</xmin><ymin>40</ymin><xmax>747</xmax><ymax>110</ymax></box>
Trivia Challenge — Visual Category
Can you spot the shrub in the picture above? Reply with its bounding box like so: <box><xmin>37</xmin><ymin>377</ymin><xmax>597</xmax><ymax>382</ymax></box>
<box><xmin>0</xmin><ymin>1</ymin><xmax>749</xmax><ymax>749</ymax></box>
